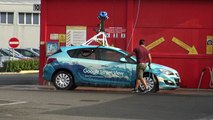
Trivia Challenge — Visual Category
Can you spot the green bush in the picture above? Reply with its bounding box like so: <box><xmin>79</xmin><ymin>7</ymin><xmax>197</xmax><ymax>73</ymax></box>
<box><xmin>0</xmin><ymin>59</ymin><xmax>39</xmax><ymax>72</ymax></box>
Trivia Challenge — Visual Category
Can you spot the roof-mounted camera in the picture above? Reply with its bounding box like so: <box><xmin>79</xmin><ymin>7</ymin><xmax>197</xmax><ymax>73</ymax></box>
<box><xmin>82</xmin><ymin>11</ymin><xmax>109</xmax><ymax>46</ymax></box>
<box><xmin>98</xmin><ymin>11</ymin><xmax>109</xmax><ymax>32</ymax></box>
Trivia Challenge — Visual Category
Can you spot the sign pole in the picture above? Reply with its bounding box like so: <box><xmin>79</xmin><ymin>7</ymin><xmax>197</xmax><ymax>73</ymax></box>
<box><xmin>8</xmin><ymin>37</ymin><xmax>20</xmax><ymax>60</ymax></box>
<box><xmin>12</xmin><ymin>48</ymin><xmax>14</xmax><ymax>60</ymax></box>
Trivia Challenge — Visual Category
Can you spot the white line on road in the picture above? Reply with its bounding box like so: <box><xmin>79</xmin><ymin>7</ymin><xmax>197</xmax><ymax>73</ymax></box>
<box><xmin>0</xmin><ymin>100</ymin><xmax>27</xmax><ymax>106</ymax></box>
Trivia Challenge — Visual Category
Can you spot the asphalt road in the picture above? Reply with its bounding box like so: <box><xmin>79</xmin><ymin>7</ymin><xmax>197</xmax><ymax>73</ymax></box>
<box><xmin>0</xmin><ymin>73</ymin><xmax>38</xmax><ymax>85</ymax></box>
<box><xmin>0</xmin><ymin>73</ymin><xmax>213</xmax><ymax>120</ymax></box>
<box><xmin>0</xmin><ymin>89</ymin><xmax>213</xmax><ymax>120</ymax></box>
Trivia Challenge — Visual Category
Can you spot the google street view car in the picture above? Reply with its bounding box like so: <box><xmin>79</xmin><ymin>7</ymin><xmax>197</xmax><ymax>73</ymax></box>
<box><xmin>43</xmin><ymin>45</ymin><xmax>180</xmax><ymax>92</ymax></box>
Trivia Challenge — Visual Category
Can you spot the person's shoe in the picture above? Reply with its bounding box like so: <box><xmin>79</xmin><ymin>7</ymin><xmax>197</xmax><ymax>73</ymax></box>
<box><xmin>132</xmin><ymin>89</ymin><xmax>139</xmax><ymax>93</ymax></box>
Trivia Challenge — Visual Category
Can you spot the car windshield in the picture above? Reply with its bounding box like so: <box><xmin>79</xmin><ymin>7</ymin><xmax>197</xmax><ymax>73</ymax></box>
<box><xmin>2</xmin><ymin>49</ymin><xmax>25</xmax><ymax>58</ymax></box>
<box><xmin>0</xmin><ymin>49</ymin><xmax>9</xmax><ymax>56</ymax></box>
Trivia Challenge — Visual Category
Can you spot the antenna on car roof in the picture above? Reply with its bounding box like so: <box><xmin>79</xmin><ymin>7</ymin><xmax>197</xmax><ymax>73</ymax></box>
<box><xmin>82</xmin><ymin>11</ymin><xmax>109</xmax><ymax>46</ymax></box>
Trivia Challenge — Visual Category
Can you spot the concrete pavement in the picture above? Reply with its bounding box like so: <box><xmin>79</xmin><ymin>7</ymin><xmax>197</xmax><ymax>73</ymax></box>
<box><xmin>0</xmin><ymin>70</ymin><xmax>212</xmax><ymax>96</ymax></box>
<box><xmin>1</xmin><ymin>84</ymin><xmax>213</xmax><ymax>96</ymax></box>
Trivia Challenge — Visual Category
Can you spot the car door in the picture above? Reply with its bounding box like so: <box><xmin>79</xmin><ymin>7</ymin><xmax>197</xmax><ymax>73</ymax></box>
<box><xmin>67</xmin><ymin>48</ymin><xmax>103</xmax><ymax>84</ymax></box>
<box><xmin>95</xmin><ymin>48</ymin><xmax>135</xmax><ymax>87</ymax></box>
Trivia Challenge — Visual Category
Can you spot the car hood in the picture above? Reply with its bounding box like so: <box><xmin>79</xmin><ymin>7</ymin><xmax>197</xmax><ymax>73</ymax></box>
<box><xmin>147</xmin><ymin>63</ymin><xmax>178</xmax><ymax>73</ymax></box>
<box><xmin>0</xmin><ymin>56</ymin><xmax>19</xmax><ymax>61</ymax></box>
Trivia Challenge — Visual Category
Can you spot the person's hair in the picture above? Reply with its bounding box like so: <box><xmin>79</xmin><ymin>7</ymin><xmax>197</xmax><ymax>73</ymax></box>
<box><xmin>139</xmin><ymin>39</ymin><xmax>145</xmax><ymax>45</ymax></box>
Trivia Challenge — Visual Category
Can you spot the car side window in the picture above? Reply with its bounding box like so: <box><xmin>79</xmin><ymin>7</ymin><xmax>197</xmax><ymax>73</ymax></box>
<box><xmin>97</xmin><ymin>49</ymin><xmax>124</xmax><ymax>62</ymax></box>
<box><xmin>68</xmin><ymin>48</ymin><xmax>96</xmax><ymax>60</ymax></box>
<box><xmin>23</xmin><ymin>50</ymin><xmax>35</xmax><ymax>57</ymax></box>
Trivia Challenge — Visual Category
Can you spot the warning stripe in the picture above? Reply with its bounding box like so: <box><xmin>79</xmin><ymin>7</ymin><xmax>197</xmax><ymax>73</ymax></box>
<box><xmin>9</xmin><ymin>42</ymin><xmax>19</xmax><ymax>44</ymax></box>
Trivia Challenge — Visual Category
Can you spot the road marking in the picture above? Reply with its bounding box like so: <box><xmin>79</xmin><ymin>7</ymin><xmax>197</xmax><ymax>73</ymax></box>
<box><xmin>0</xmin><ymin>100</ymin><xmax>27</xmax><ymax>106</ymax></box>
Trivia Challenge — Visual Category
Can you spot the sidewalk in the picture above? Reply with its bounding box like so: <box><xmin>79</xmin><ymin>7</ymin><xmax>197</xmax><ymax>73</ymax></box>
<box><xmin>44</xmin><ymin>86</ymin><xmax>213</xmax><ymax>96</ymax></box>
<box><xmin>1</xmin><ymin>84</ymin><xmax>213</xmax><ymax>96</ymax></box>
<box><xmin>158</xmin><ymin>88</ymin><xmax>213</xmax><ymax>96</ymax></box>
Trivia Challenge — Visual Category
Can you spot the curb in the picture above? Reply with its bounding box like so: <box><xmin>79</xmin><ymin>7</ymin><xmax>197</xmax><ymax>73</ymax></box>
<box><xmin>0</xmin><ymin>70</ymin><xmax>39</xmax><ymax>74</ymax></box>
<box><xmin>1</xmin><ymin>85</ymin><xmax>213</xmax><ymax>95</ymax></box>
<box><xmin>19</xmin><ymin>70</ymin><xmax>39</xmax><ymax>74</ymax></box>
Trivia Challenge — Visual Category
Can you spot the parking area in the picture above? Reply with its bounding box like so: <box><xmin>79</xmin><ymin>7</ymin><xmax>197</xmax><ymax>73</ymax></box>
<box><xmin>0</xmin><ymin>72</ymin><xmax>213</xmax><ymax>120</ymax></box>
<box><xmin>1</xmin><ymin>84</ymin><xmax>213</xmax><ymax>96</ymax></box>
<box><xmin>0</xmin><ymin>86</ymin><xmax>213</xmax><ymax>120</ymax></box>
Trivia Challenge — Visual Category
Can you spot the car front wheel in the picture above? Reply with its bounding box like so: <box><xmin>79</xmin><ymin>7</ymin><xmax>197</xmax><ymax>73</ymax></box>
<box><xmin>52</xmin><ymin>71</ymin><xmax>75</xmax><ymax>90</ymax></box>
<box><xmin>139</xmin><ymin>72</ymin><xmax>158</xmax><ymax>93</ymax></box>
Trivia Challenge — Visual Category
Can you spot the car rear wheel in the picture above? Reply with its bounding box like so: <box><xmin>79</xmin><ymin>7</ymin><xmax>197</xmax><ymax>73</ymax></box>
<box><xmin>52</xmin><ymin>71</ymin><xmax>75</xmax><ymax>90</ymax></box>
<box><xmin>139</xmin><ymin>72</ymin><xmax>158</xmax><ymax>93</ymax></box>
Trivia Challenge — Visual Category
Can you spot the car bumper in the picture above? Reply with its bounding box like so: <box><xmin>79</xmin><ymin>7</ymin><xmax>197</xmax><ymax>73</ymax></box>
<box><xmin>157</xmin><ymin>76</ymin><xmax>180</xmax><ymax>90</ymax></box>
<box><xmin>43</xmin><ymin>64</ymin><xmax>55</xmax><ymax>81</ymax></box>
<box><xmin>159</xmin><ymin>83</ymin><xmax>180</xmax><ymax>90</ymax></box>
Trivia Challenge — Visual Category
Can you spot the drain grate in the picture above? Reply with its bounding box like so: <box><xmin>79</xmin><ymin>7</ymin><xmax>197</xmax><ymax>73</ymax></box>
<box><xmin>48</xmin><ymin>103</ymin><xmax>71</xmax><ymax>106</ymax></box>
<box><xmin>80</xmin><ymin>99</ymin><xmax>100</xmax><ymax>102</ymax></box>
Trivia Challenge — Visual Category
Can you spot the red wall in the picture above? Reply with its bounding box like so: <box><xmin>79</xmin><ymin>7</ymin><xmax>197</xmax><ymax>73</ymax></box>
<box><xmin>40</xmin><ymin>0</ymin><xmax>213</xmax><ymax>88</ymax></box>
<box><xmin>132</xmin><ymin>0</ymin><xmax>213</xmax><ymax>88</ymax></box>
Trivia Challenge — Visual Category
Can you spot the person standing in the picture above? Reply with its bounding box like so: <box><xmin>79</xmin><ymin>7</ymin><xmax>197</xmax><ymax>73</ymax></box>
<box><xmin>126</xmin><ymin>39</ymin><xmax>152</xmax><ymax>93</ymax></box>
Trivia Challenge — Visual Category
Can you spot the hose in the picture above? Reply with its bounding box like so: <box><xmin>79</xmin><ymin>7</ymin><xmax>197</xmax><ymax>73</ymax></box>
<box><xmin>127</xmin><ymin>0</ymin><xmax>141</xmax><ymax>49</ymax></box>
<box><xmin>198</xmin><ymin>67</ymin><xmax>213</xmax><ymax>89</ymax></box>
<box><xmin>198</xmin><ymin>68</ymin><xmax>206</xmax><ymax>89</ymax></box>
<box><xmin>209</xmin><ymin>66</ymin><xmax>213</xmax><ymax>88</ymax></box>
<box><xmin>148</xmin><ymin>65</ymin><xmax>158</xmax><ymax>92</ymax></box>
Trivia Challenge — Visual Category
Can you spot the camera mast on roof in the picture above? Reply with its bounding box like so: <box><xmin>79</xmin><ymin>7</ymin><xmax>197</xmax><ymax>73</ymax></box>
<box><xmin>82</xmin><ymin>11</ymin><xmax>109</xmax><ymax>46</ymax></box>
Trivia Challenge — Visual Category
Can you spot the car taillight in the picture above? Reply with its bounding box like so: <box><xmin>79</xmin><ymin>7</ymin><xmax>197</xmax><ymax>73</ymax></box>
<box><xmin>46</xmin><ymin>58</ymin><xmax>56</xmax><ymax>64</ymax></box>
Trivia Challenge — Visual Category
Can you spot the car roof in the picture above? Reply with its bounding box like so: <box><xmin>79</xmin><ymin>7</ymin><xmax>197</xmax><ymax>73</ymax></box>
<box><xmin>60</xmin><ymin>45</ymin><xmax>122</xmax><ymax>52</ymax></box>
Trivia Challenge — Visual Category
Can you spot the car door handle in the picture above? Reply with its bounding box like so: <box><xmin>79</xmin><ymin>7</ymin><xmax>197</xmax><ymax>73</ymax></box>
<box><xmin>101</xmin><ymin>65</ymin><xmax>108</xmax><ymax>67</ymax></box>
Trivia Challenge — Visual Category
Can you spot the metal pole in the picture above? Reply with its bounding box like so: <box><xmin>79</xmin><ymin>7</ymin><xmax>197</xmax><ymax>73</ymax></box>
<box><xmin>12</xmin><ymin>48</ymin><xmax>15</xmax><ymax>60</ymax></box>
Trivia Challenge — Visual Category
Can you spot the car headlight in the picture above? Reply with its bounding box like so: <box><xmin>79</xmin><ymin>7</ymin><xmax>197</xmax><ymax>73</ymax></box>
<box><xmin>159</xmin><ymin>69</ymin><xmax>174</xmax><ymax>75</ymax></box>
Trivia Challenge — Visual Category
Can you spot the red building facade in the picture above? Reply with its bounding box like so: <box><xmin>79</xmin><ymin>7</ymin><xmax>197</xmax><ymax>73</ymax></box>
<box><xmin>40</xmin><ymin>0</ymin><xmax>213</xmax><ymax>88</ymax></box>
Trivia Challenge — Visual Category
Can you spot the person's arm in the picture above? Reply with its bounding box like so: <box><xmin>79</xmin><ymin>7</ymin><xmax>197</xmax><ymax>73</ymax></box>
<box><xmin>148</xmin><ymin>53</ymin><xmax>152</xmax><ymax>68</ymax></box>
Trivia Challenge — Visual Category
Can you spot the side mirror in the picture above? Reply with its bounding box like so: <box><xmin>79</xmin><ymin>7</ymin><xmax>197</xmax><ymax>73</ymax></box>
<box><xmin>120</xmin><ymin>57</ymin><xmax>127</xmax><ymax>63</ymax></box>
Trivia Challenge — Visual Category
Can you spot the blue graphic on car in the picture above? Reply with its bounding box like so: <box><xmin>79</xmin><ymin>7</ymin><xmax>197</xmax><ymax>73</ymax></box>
<box><xmin>43</xmin><ymin>45</ymin><xmax>180</xmax><ymax>92</ymax></box>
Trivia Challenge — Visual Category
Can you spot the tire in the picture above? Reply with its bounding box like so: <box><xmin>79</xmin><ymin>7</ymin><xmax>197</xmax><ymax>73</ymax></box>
<box><xmin>52</xmin><ymin>71</ymin><xmax>76</xmax><ymax>90</ymax></box>
<box><xmin>139</xmin><ymin>72</ymin><xmax>158</xmax><ymax>93</ymax></box>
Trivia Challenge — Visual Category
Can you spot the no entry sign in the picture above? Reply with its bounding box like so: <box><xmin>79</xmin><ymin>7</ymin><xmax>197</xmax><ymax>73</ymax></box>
<box><xmin>9</xmin><ymin>38</ymin><xmax>19</xmax><ymax>48</ymax></box>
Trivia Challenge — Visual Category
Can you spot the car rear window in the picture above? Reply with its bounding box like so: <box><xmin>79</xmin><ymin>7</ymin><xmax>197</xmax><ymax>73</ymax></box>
<box><xmin>52</xmin><ymin>49</ymin><xmax>62</xmax><ymax>55</ymax></box>
<box><xmin>67</xmin><ymin>50</ymin><xmax>76</xmax><ymax>57</ymax></box>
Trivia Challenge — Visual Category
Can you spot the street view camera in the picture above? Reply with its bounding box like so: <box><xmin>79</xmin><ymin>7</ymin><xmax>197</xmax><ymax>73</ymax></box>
<box><xmin>98</xmin><ymin>11</ymin><xmax>109</xmax><ymax>32</ymax></box>
<box><xmin>82</xmin><ymin>11</ymin><xmax>109</xmax><ymax>46</ymax></box>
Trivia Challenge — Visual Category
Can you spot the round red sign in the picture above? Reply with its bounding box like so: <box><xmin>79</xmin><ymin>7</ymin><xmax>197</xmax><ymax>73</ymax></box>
<box><xmin>9</xmin><ymin>38</ymin><xmax>19</xmax><ymax>48</ymax></box>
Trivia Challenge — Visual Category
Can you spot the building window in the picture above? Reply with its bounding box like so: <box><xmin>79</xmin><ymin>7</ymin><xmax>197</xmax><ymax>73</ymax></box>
<box><xmin>0</xmin><ymin>12</ymin><xmax>14</xmax><ymax>24</ymax></box>
<box><xmin>8</xmin><ymin>13</ymin><xmax>14</xmax><ymax>24</ymax></box>
<box><xmin>19</xmin><ymin>13</ymin><xmax>24</xmax><ymax>24</ymax></box>
<box><xmin>26</xmin><ymin>13</ymin><xmax>32</xmax><ymax>24</ymax></box>
<box><xmin>18</xmin><ymin>12</ymin><xmax>40</xmax><ymax>25</ymax></box>
<box><xmin>33</xmin><ymin>13</ymin><xmax>39</xmax><ymax>24</ymax></box>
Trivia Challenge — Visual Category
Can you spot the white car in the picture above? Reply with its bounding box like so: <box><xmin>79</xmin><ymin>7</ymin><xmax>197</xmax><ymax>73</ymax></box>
<box><xmin>0</xmin><ymin>53</ymin><xmax>19</xmax><ymax>68</ymax></box>
<box><xmin>14</xmin><ymin>48</ymin><xmax>39</xmax><ymax>58</ymax></box>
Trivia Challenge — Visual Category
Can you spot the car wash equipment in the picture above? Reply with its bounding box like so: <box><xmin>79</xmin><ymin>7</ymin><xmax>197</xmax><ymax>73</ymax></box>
<box><xmin>198</xmin><ymin>66</ymin><xmax>213</xmax><ymax>89</ymax></box>
<box><xmin>209</xmin><ymin>66</ymin><xmax>213</xmax><ymax>88</ymax></box>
